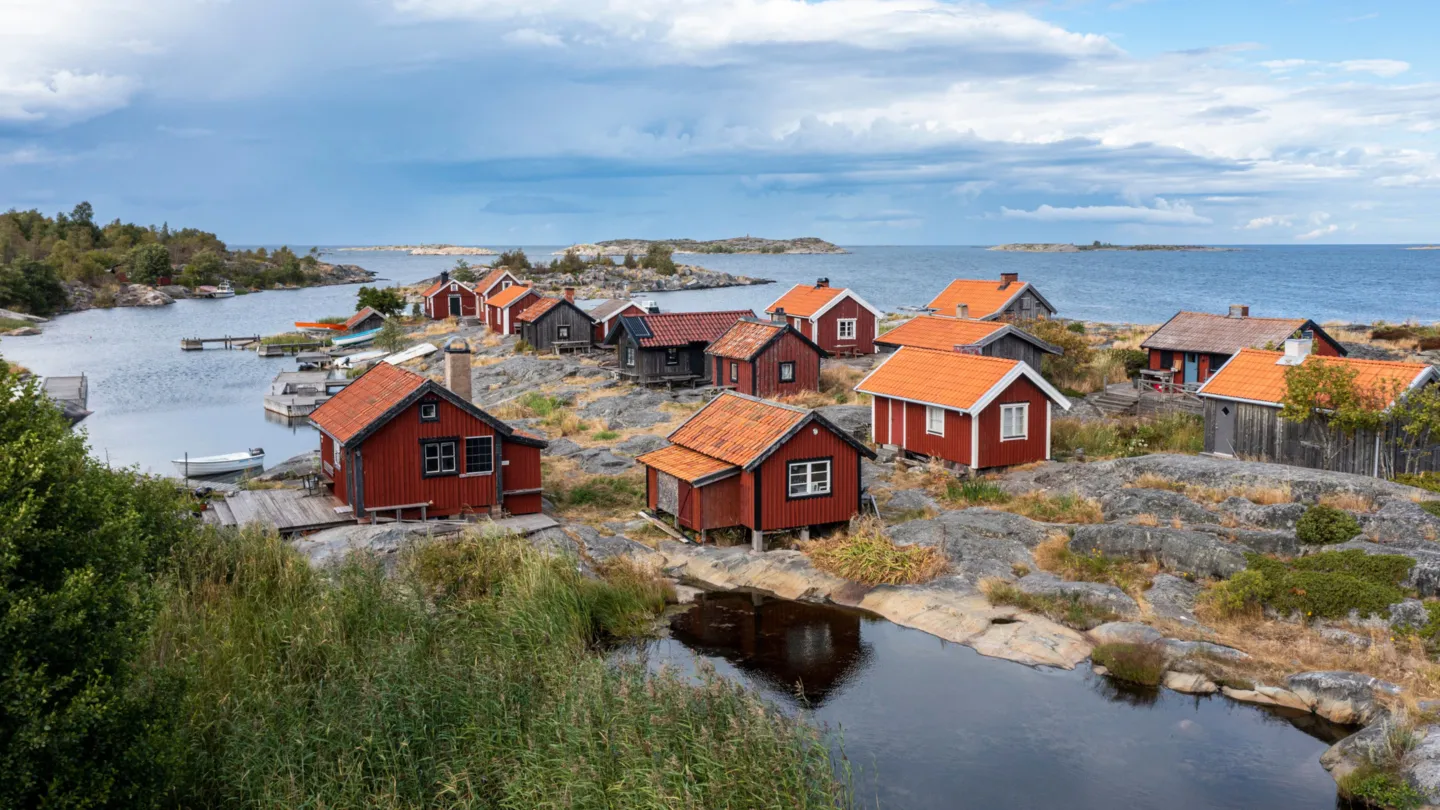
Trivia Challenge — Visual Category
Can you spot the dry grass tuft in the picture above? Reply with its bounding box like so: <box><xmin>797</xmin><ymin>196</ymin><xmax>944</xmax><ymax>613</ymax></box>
<box><xmin>1320</xmin><ymin>491</ymin><xmax>1378</xmax><ymax>513</ymax></box>
<box><xmin>1131</xmin><ymin>513</ymin><xmax>1160</xmax><ymax>527</ymax></box>
<box><xmin>1033</xmin><ymin>530</ymin><xmax>1155</xmax><ymax>596</ymax></box>
<box><xmin>995</xmin><ymin>491</ymin><xmax>1104</xmax><ymax>524</ymax></box>
<box><xmin>801</xmin><ymin>517</ymin><xmax>947</xmax><ymax>586</ymax></box>
<box><xmin>1186</xmin><ymin>483</ymin><xmax>1292</xmax><ymax>506</ymax></box>
<box><xmin>1128</xmin><ymin>473</ymin><xmax>1186</xmax><ymax>492</ymax></box>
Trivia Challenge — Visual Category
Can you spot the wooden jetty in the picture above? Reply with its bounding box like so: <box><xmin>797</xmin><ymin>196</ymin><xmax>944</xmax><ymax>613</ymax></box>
<box><xmin>257</xmin><ymin>340</ymin><xmax>326</xmax><ymax>357</ymax></box>
<box><xmin>204</xmin><ymin>488</ymin><xmax>355</xmax><ymax>535</ymax></box>
<box><xmin>181</xmin><ymin>335</ymin><xmax>259</xmax><ymax>351</ymax></box>
<box><xmin>264</xmin><ymin>370</ymin><xmax>351</xmax><ymax>417</ymax></box>
<box><xmin>42</xmin><ymin>374</ymin><xmax>91</xmax><ymax>424</ymax></box>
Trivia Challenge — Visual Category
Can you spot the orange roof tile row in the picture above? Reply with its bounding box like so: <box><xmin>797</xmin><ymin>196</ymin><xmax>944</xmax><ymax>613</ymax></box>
<box><xmin>634</xmin><ymin>444</ymin><xmax>738</xmax><ymax>483</ymax></box>
<box><xmin>926</xmin><ymin>279</ymin><xmax>1028</xmax><ymax>320</ymax></box>
<box><xmin>875</xmin><ymin>316</ymin><xmax>1006</xmax><ymax>352</ymax></box>
<box><xmin>857</xmin><ymin>347</ymin><xmax>1023</xmax><ymax>411</ymax></box>
<box><xmin>668</xmin><ymin>392</ymin><xmax>807</xmax><ymax>467</ymax></box>
<box><xmin>516</xmin><ymin>297</ymin><xmax>563</xmax><ymax>323</ymax></box>
<box><xmin>310</xmin><ymin>362</ymin><xmax>426</xmax><ymax>444</ymax></box>
<box><xmin>765</xmin><ymin>283</ymin><xmax>847</xmax><ymax>318</ymax></box>
<box><xmin>706</xmin><ymin>319</ymin><xmax>785</xmax><ymax>360</ymax></box>
<box><xmin>486</xmin><ymin>284</ymin><xmax>535</xmax><ymax>308</ymax></box>
<box><xmin>475</xmin><ymin>267</ymin><xmax>516</xmax><ymax>296</ymax></box>
<box><xmin>1199</xmin><ymin>348</ymin><xmax>1433</xmax><ymax>406</ymax></box>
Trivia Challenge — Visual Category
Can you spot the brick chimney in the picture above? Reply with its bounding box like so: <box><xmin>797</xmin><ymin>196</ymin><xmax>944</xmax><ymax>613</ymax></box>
<box><xmin>816</xmin><ymin>277</ymin><xmax>830</xmax><ymax>288</ymax></box>
<box><xmin>444</xmin><ymin>338</ymin><xmax>472</xmax><ymax>402</ymax></box>
<box><xmin>563</xmin><ymin>286</ymin><xmax>575</xmax><ymax>303</ymax></box>
<box><xmin>1000</xmin><ymin>272</ymin><xmax>1018</xmax><ymax>289</ymax></box>
<box><xmin>1228</xmin><ymin>304</ymin><xmax>1250</xmax><ymax>319</ymax></box>
<box><xmin>772</xmin><ymin>307</ymin><xmax>786</xmax><ymax>324</ymax></box>
<box><xmin>440</xmin><ymin>270</ymin><xmax>450</xmax><ymax>284</ymax></box>
<box><xmin>955</xmin><ymin>303</ymin><xmax>969</xmax><ymax>319</ymax></box>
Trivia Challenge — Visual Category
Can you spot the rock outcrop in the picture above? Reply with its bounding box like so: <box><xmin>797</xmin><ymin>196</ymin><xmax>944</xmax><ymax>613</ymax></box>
<box><xmin>1069</xmin><ymin>524</ymin><xmax>1247</xmax><ymax>579</ymax></box>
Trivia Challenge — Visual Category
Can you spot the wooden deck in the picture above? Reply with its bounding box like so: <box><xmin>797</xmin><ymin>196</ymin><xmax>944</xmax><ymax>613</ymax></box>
<box><xmin>207</xmin><ymin>488</ymin><xmax>355</xmax><ymax>534</ymax></box>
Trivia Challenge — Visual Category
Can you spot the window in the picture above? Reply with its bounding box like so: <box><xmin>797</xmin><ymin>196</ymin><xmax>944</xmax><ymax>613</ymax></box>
<box><xmin>557</xmin><ymin>324</ymin><xmax>571</xmax><ymax>340</ymax></box>
<box><xmin>1000</xmin><ymin>403</ymin><xmax>1028</xmax><ymax>441</ymax></box>
<box><xmin>419</xmin><ymin>402</ymin><xmax>439</xmax><ymax>422</ymax></box>
<box><xmin>422</xmin><ymin>439</ymin><xmax>458</xmax><ymax>476</ymax></box>
<box><xmin>837</xmin><ymin>318</ymin><xmax>857</xmax><ymax>340</ymax></box>
<box><xmin>926</xmin><ymin>405</ymin><xmax>945</xmax><ymax>436</ymax></box>
<box><xmin>779</xmin><ymin>361</ymin><xmax>795</xmax><ymax>383</ymax></box>
<box><xmin>625</xmin><ymin>346</ymin><xmax>636</xmax><ymax>366</ymax></box>
<box><xmin>665</xmin><ymin>348</ymin><xmax>679</xmax><ymax>366</ymax></box>
<box><xmin>464</xmin><ymin>436</ymin><xmax>493</xmax><ymax>475</ymax></box>
<box><xmin>331</xmin><ymin>440</ymin><xmax>340</xmax><ymax>467</ymax></box>
<box><xmin>730</xmin><ymin>362</ymin><xmax>739</xmax><ymax>383</ymax></box>
<box><xmin>788</xmin><ymin>459</ymin><xmax>832</xmax><ymax>498</ymax></box>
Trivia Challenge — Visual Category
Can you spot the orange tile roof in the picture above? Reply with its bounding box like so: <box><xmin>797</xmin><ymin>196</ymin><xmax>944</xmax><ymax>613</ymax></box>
<box><xmin>668</xmin><ymin>392</ymin><xmax>808</xmax><ymax>467</ymax></box>
<box><xmin>310</xmin><ymin>362</ymin><xmax>425</xmax><ymax>444</ymax></box>
<box><xmin>857</xmin><ymin>347</ymin><xmax>1027</xmax><ymax>411</ymax></box>
<box><xmin>516</xmin><ymin>297</ymin><xmax>562</xmax><ymax>323</ymax></box>
<box><xmin>927</xmin><ymin>279</ymin><xmax>1029</xmax><ymax>320</ymax></box>
<box><xmin>476</xmin><ymin>267</ymin><xmax>517</xmax><ymax>296</ymax></box>
<box><xmin>1199</xmin><ymin>348</ymin><xmax>1433</xmax><ymax>406</ymax></box>
<box><xmin>765</xmin><ymin>283</ymin><xmax>847</xmax><ymax>318</ymax></box>
<box><xmin>487</xmin><ymin>284</ymin><xmax>534</xmax><ymax>308</ymax></box>
<box><xmin>875</xmin><ymin>316</ymin><xmax>1006</xmax><ymax>351</ymax></box>
<box><xmin>634</xmin><ymin>444</ymin><xmax>738</xmax><ymax>483</ymax></box>
<box><xmin>706</xmin><ymin>319</ymin><xmax>786</xmax><ymax>360</ymax></box>
<box><xmin>344</xmin><ymin>306</ymin><xmax>381</xmax><ymax>331</ymax></box>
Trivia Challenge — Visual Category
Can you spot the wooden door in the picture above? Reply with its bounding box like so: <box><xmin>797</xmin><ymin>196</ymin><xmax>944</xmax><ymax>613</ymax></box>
<box><xmin>657</xmin><ymin>472</ymin><xmax>680</xmax><ymax>515</ymax></box>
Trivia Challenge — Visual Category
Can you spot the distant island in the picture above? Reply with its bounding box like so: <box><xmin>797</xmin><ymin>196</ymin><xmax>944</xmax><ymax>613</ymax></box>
<box><xmin>557</xmin><ymin>237</ymin><xmax>847</xmax><ymax>255</ymax></box>
<box><xmin>336</xmin><ymin>245</ymin><xmax>499</xmax><ymax>256</ymax></box>
<box><xmin>1405</xmin><ymin>245</ymin><xmax>1440</xmax><ymax>251</ymax></box>
<box><xmin>990</xmin><ymin>242</ymin><xmax>1234</xmax><ymax>252</ymax></box>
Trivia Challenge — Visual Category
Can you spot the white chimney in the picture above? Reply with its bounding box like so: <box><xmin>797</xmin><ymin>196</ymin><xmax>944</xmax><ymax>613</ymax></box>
<box><xmin>955</xmin><ymin>303</ymin><xmax>969</xmax><ymax>319</ymax></box>
<box><xmin>1277</xmin><ymin>338</ymin><xmax>1312</xmax><ymax>366</ymax></box>
<box><xmin>1228</xmin><ymin>304</ymin><xmax>1250</xmax><ymax>319</ymax></box>
<box><xmin>444</xmin><ymin>338</ymin><xmax>473</xmax><ymax>401</ymax></box>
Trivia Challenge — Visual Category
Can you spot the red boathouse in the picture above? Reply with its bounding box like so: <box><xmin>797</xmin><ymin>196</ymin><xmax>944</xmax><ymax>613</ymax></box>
<box><xmin>705</xmin><ymin>318</ymin><xmax>827</xmax><ymax>399</ymax></box>
<box><xmin>635</xmin><ymin>392</ymin><xmax>875</xmax><ymax>551</ymax></box>
<box><xmin>857</xmin><ymin>347</ymin><xmax>1071</xmax><ymax>471</ymax></box>
<box><xmin>765</xmin><ymin>278</ymin><xmax>881</xmax><ymax>355</ymax></box>
<box><xmin>310</xmin><ymin>341</ymin><xmax>546</xmax><ymax>520</ymax></box>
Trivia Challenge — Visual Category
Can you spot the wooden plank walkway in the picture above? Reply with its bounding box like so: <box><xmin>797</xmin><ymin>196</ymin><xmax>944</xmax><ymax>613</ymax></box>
<box><xmin>218</xmin><ymin>489</ymin><xmax>355</xmax><ymax>534</ymax></box>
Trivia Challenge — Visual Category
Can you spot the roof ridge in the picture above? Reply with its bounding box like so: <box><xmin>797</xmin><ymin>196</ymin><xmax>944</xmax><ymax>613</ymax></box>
<box><xmin>902</xmin><ymin>345</ymin><xmax>1021</xmax><ymax>365</ymax></box>
<box><xmin>1178</xmin><ymin>310</ymin><xmax>1305</xmax><ymax>323</ymax></box>
<box><xmin>1237</xmin><ymin>346</ymin><xmax>1430</xmax><ymax>370</ymax></box>
<box><xmin>717</xmin><ymin>389</ymin><xmax>811</xmax><ymax>414</ymax></box>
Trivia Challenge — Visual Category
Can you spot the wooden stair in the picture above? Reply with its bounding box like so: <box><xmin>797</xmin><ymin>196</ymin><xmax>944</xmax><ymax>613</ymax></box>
<box><xmin>1090</xmin><ymin>387</ymin><xmax>1140</xmax><ymax>416</ymax></box>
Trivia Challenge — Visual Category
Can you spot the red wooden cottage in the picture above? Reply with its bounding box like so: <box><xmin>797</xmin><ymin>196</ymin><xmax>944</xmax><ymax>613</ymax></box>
<box><xmin>927</xmin><ymin>273</ymin><xmax>1056</xmax><ymax>321</ymax></box>
<box><xmin>421</xmin><ymin>271</ymin><xmax>480</xmax><ymax>320</ymax></box>
<box><xmin>484</xmin><ymin>284</ymin><xmax>540</xmax><ymax>335</ymax></box>
<box><xmin>474</xmin><ymin>267</ymin><xmax>524</xmax><ymax>327</ymax></box>
<box><xmin>309</xmin><ymin>342</ymin><xmax>546</xmax><ymax>521</ymax></box>
<box><xmin>856</xmin><ymin>347</ymin><xmax>1071</xmax><ymax>471</ymax></box>
<box><xmin>587</xmin><ymin>298</ymin><xmax>647</xmax><ymax>344</ymax></box>
<box><xmin>636</xmin><ymin>392</ymin><xmax>875</xmax><ymax>551</ymax></box>
<box><xmin>705</xmin><ymin>318</ymin><xmax>827</xmax><ymax>399</ymax></box>
<box><xmin>765</xmin><ymin>278</ymin><xmax>882</xmax><ymax>355</ymax></box>
<box><xmin>1141</xmin><ymin>306</ymin><xmax>1346</xmax><ymax>387</ymax></box>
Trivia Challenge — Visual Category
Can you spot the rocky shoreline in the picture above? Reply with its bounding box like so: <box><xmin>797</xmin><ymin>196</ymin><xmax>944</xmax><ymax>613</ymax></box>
<box><xmin>990</xmin><ymin>243</ymin><xmax>1235</xmax><ymax>252</ymax></box>
<box><xmin>559</xmin><ymin>236</ymin><xmax>847</xmax><ymax>255</ymax></box>
<box><xmin>335</xmin><ymin>245</ymin><xmax>499</xmax><ymax>256</ymax></box>
<box><xmin>45</xmin><ymin>262</ymin><xmax>377</xmax><ymax>318</ymax></box>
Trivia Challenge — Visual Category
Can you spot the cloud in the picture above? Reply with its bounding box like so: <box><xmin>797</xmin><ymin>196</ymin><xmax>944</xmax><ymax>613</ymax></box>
<box><xmin>481</xmin><ymin>194</ymin><xmax>591</xmax><ymax>215</ymax></box>
<box><xmin>1261</xmin><ymin>59</ymin><xmax>1312</xmax><ymax>71</ymax></box>
<box><xmin>999</xmin><ymin>198</ymin><xmax>1211</xmax><ymax>225</ymax></box>
<box><xmin>503</xmin><ymin>28</ymin><xmax>563</xmax><ymax>48</ymax></box>
<box><xmin>816</xmin><ymin>209</ymin><xmax>923</xmax><ymax>226</ymax></box>
<box><xmin>1338</xmin><ymin>59</ymin><xmax>1410</xmax><ymax>77</ymax></box>
<box><xmin>0</xmin><ymin>69</ymin><xmax>136</xmax><ymax>123</ymax></box>
<box><xmin>1239</xmin><ymin>214</ymin><xmax>1293</xmax><ymax>229</ymax></box>
<box><xmin>1296</xmin><ymin>224</ymin><xmax>1340</xmax><ymax>240</ymax></box>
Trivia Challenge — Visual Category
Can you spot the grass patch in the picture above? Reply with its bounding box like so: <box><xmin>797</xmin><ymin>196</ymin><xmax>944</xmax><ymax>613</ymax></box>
<box><xmin>1321</xmin><ymin>491</ymin><xmax>1377</xmax><ymax>512</ymax></box>
<box><xmin>941</xmin><ymin>478</ymin><xmax>1011</xmax><ymax>506</ymax></box>
<box><xmin>1339</xmin><ymin>767</ymin><xmax>1424</xmax><ymax>810</ymax></box>
<box><xmin>260</xmin><ymin>331</ymin><xmax>328</xmax><ymax>346</ymax></box>
<box><xmin>1199</xmin><ymin>550</ymin><xmax>1414</xmax><ymax>622</ymax></box>
<box><xmin>0</xmin><ymin>315</ymin><xmax>33</xmax><ymax>331</ymax></box>
<box><xmin>801</xmin><ymin>516</ymin><xmax>947</xmax><ymax>586</ymax></box>
<box><xmin>1421</xmin><ymin>501</ymin><xmax>1440</xmax><ymax>520</ymax></box>
<box><xmin>148</xmin><ymin>528</ymin><xmax>849</xmax><ymax>808</ymax></box>
<box><xmin>820</xmin><ymin>364</ymin><xmax>868</xmax><ymax>405</ymax></box>
<box><xmin>592</xmin><ymin>429</ymin><xmax>620</xmax><ymax>441</ymax></box>
<box><xmin>1034</xmin><ymin>532</ymin><xmax>1154</xmax><ymax>595</ymax></box>
<box><xmin>982</xmin><ymin>580</ymin><xmax>1120</xmax><ymax>630</ymax></box>
<box><xmin>997</xmin><ymin>491</ymin><xmax>1104</xmax><ymax>524</ymax></box>
<box><xmin>545</xmin><ymin>468</ymin><xmax>647</xmax><ymax>516</ymax></box>
<box><xmin>1091</xmin><ymin>642</ymin><xmax>1166</xmax><ymax>686</ymax></box>
<box><xmin>499</xmin><ymin>392</ymin><xmax>589</xmax><ymax>436</ymax></box>
<box><xmin>1052</xmin><ymin>413</ymin><xmax>1204</xmax><ymax>460</ymax></box>
<box><xmin>1296</xmin><ymin>503</ymin><xmax>1364</xmax><ymax>545</ymax></box>
<box><xmin>1128</xmin><ymin>473</ymin><xmax>1187</xmax><ymax>492</ymax></box>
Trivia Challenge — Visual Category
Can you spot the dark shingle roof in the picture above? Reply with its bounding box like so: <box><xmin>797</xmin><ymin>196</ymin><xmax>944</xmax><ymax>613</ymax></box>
<box><xmin>1141</xmin><ymin>311</ymin><xmax>1335</xmax><ymax>355</ymax></box>
<box><xmin>620</xmin><ymin>310</ymin><xmax>753</xmax><ymax>348</ymax></box>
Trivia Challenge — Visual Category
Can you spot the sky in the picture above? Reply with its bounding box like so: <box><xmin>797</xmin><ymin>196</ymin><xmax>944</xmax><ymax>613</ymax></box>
<box><xmin>2</xmin><ymin>0</ymin><xmax>1438</xmax><ymax>245</ymax></box>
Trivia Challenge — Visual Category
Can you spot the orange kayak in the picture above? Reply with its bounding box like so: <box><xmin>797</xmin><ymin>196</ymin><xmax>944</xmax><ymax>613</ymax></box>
<box><xmin>295</xmin><ymin>321</ymin><xmax>347</xmax><ymax>331</ymax></box>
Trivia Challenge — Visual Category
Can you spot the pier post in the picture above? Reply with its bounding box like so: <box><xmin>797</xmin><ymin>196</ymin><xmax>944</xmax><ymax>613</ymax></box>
<box><xmin>751</xmin><ymin>529</ymin><xmax>764</xmax><ymax>553</ymax></box>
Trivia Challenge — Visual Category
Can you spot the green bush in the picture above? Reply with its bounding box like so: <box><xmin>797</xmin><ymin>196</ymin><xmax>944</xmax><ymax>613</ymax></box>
<box><xmin>1296</xmin><ymin>503</ymin><xmax>1363</xmax><ymax>545</ymax></box>
<box><xmin>1199</xmin><ymin>569</ymin><xmax>1270</xmax><ymax>618</ymax></box>
<box><xmin>1421</xmin><ymin>501</ymin><xmax>1440</xmax><ymax>519</ymax></box>
<box><xmin>1234</xmin><ymin>551</ymin><xmax>1413</xmax><ymax>620</ymax></box>
<box><xmin>1340</xmin><ymin>766</ymin><xmax>1424</xmax><ymax>810</ymax></box>
<box><xmin>1396</xmin><ymin>473</ymin><xmax>1440</xmax><ymax>495</ymax></box>
<box><xmin>1091</xmin><ymin>642</ymin><xmax>1166</xmax><ymax>686</ymax></box>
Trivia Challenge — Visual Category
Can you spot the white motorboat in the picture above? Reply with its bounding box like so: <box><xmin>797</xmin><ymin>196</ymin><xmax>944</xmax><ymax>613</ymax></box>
<box><xmin>333</xmin><ymin>350</ymin><xmax>386</xmax><ymax>369</ymax></box>
<box><xmin>172</xmin><ymin>447</ymin><xmax>264</xmax><ymax>477</ymax></box>
<box><xmin>209</xmin><ymin>280</ymin><xmax>236</xmax><ymax>299</ymax></box>
<box><xmin>383</xmin><ymin>342</ymin><xmax>437</xmax><ymax>365</ymax></box>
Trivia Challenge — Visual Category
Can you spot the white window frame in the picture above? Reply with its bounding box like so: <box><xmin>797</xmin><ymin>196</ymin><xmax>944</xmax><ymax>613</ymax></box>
<box><xmin>1000</xmin><ymin>403</ymin><xmax>1029</xmax><ymax>441</ymax></box>
<box><xmin>557</xmin><ymin>324</ymin><xmax>571</xmax><ymax>340</ymax></box>
<box><xmin>423</xmin><ymin>440</ymin><xmax>458</xmax><ymax>476</ymax></box>
<box><xmin>837</xmin><ymin>318</ymin><xmax>857</xmax><ymax>340</ymax></box>
<box><xmin>624</xmin><ymin>346</ymin><xmax>636</xmax><ymax>366</ymax></box>
<box><xmin>787</xmin><ymin>459</ymin><xmax>832</xmax><ymax>498</ymax></box>
<box><xmin>419</xmin><ymin>402</ymin><xmax>438</xmax><ymax>422</ymax></box>
<box><xmin>665</xmin><ymin>347</ymin><xmax>679</xmax><ymax>366</ymax></box>
<box><xmin>779</xmin><ymin>361</ymin><xmax>795</xmax><ymax>383</ymax></box>
<box><xmin>462</xmin><ymin>435</ymin><xmax>494</xmax><ymax>477</ymax></box>
<box><xmin>925</xmin><ymin>405</ymin><xmax>945</xmax><ymax>436</ymax></box>
<box><xmin>730</xmin><ymin>362</ymin><xmax>739</xmax><ymax>383</ymax></box>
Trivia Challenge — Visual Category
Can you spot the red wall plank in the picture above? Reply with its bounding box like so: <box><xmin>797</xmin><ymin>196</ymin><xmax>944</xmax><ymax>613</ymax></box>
<box><xmin>812</xmin><ymin>297</ymin><xmax>876</xmax><ymax>355</ymax></box>
<box><xmin>757</xmin><ymin>423</ymin><xmax>860</xmax><ymax>531</ymax></box>
<box><xmin>976</xmin><ymin>376</ymin><xmax>1050</xmax><ymax>468</ymax></box>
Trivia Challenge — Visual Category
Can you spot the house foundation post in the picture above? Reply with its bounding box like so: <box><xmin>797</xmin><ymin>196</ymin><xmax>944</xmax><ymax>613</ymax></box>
<box><xmin>699</xmin><ymin>529</ymin><xmax>707</xmax><ymax>545</ymax></box>
<box><xmin>799</xmin><ymin>527</ymin><xmax>810</xmax><ymax>542</ymax></box>
<box><xmin>751</xmin><ymin>529</ymin><xmax>764</xmax><ymax>552</ymax></box>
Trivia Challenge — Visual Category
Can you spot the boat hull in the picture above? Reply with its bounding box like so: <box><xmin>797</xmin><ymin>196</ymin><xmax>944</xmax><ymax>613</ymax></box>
<box><xmin>172</xmin><ymin>454</ymin><xmax>264</xmax><ymax>476</ymax></box>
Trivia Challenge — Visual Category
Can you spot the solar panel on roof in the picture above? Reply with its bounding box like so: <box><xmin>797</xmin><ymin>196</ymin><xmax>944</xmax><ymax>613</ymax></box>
<box><xmin>626</xmin><ymin>316</ymin><xmax>652</xmax><ymax>339</ymax></box>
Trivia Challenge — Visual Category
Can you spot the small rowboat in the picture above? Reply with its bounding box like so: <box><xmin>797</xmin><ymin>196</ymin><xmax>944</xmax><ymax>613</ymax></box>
<box><xmin>332</xmin><ymin>327</ymin><xmax>381</xmax><ymax>347</ymax></box>
<box><xmin>173</xmin><ymin>447</ymin><xmax>264</xmax><ymax>477</ymax></box>
<box><xmin>383</xmin><ymin>342</ymin><xmax>437</xmax><ymax>365</ymax></box>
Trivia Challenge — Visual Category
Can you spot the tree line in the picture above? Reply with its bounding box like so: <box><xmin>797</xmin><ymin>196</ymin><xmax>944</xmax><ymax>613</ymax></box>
<box><xmin>0</xmin><ymin>202</ymin><xmax>326</xmax><ymax>316</ymax></box>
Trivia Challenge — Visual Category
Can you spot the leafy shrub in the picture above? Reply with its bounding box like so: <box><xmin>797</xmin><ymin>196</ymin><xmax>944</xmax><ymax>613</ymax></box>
<box><xmin>1396</xmin><ymin>473</ymin><xmax>1440</xmax><ymax>495</ymax></box>
<box><xmin>1230</xmin><ymin>551</ymin><xmax>1413</xmax><ymax>620</ymax></box>
<box><xmin>496</xmin><ymin>248</ymin><xmax>531</xmax><ymax>269</ymax></box>
<box><xmin>1198</xmin><ymin>569</ymin><xmax>1270</xmax><ymax>619</ymax></box>
<box><xmin>982</xmin><ymin>581</ymin><xmax>1120</xmax><ymax>630</ymax></box>
<box><xmin>1109</xmin><ymin>348</ymin><xmax>1150</xmax><ymax>377</ymax></box>
<box><xmin>1339</xmin><ymin>766</ymin><xmax>1424</xmax><ymax>810</ymax></box>
<box><xmin>1296</xmin><ymin>503</ymin><xmax>1363</xmax><ymax>545</ymax></box>
<box><xmin>1091</xmin><ymin>642</ymin><xmax>1166</xmax><ymax>686</ymax></box>
<box><xmin>1066</xmin><ymin>322</ymin><xmax>1087</xmax><ymax>334</ymax></box>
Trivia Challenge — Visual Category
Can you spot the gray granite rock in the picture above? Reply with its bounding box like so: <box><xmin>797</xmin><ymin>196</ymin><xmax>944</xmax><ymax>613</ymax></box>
<box><xmin>255</xmin><ymin>450</ymin><xmax>320</xmax><ymax>481</ymax></box>
<box><xmin>1145</xmin><ymin>573</ymin><xmax>1203</xmax><ymax>627</ymax></box>
<box><xmin>1089</xmin><ymin>621</ymin><xmax>1163</xmax><ymax>646</ymax></box>
<box><xmin>579</xmin><ymin>390</ymin><xmax>673</xmax><ymax>429</ymax></box>
<box><xmin>816</xmin><ymin>405</ymin><xmax>870</xmax><ymax>442</ymax></box>
<box><xmin>882</xmin><ymin>488</ymin><xmax>940</xmax><ymax>517</ymax></box>
<box><xmin>570</xmin><ymin>447</ymin><xmax>635</xmax><ymax>475</ymax></box>
<box><xmin>1214</xmin><ymin>498</ymin><xmax>1308</xmax><ymax>531</ymax></box>
<box><xmin>1100</xmin><ymin>488</ymin><xmax>1214</xmax><ymax>525</ymax></box>
<box><xmin>1362</xmin><ymin>497</ymin><xmax>1440</xmax><ymax>542</ymax></box>
<box><xmin>1070</xmin><ymin>524</ymin><xmax>1247</xmax><ymax>579</ymax></box>
<box><xmin>1189</xmin><ymin>525</ymin><xmax>1299</xmax><ymax>556</ymax></box>
<box><xmin>614</xmin><ymin>433</ymin><xmax>668</xmax><ymax>456</ymax></box>
<box><xmin>544</xmin><ymin>437</ymin><xmax>584</xmax><ymax>457</ymax></box>
<box><xmin>887</xmin><ymin>516</ymin><xmax>1035</xmax><ymax>584</ymax></box>
<box><xmin>1015</xmin><ymin>572</ymin><xmax>1140</xmax><ymax>619</ymax></box>
<box><xmin>1404</xmin><ymin>725</ymin><xmax>1440</xmax><ymax>806</ymax></box>
<box><xmin>1317</xmin><ymin>627</ymin><xmax>1372</xmax><ymax>649</ymax></box>
<box><xmin>1162</xmin><ymin>638</ymin><xmax>1249</xmax><ymax>662</ymax></box>
<box><xmin>935</xmin><ymin>508</ymin><xmax>1055</xmax><ymax>549</ymax></box>
<box><xmin>1286</xmin><ymin>671</ymin><xmax>1402</xmax><ymax>725</ymax></box>
<box><xmin>861</xmin><ymin>458</ymin><xmax>887</xmax><ymax>489</ymax></box>
<box><xmin>1389</xmin><ymin>598</ymin><xmax>1430</xmax><ymax>631</ymax></box>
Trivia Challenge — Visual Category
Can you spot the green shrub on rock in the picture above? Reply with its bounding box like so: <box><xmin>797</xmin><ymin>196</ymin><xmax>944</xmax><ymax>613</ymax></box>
<box><xmin>1221</xmin><ymin>551</ymin><xmax>1415</xmax><ymax>621</ymax></box>
<box><xmin>1091</xmin><ymin>642</ymin><xmax>1166</xmax><ymax>686</ymax></box>
<box><xmin>1296</xmin><ymin>503</ymin><xmax>1363</xmax><ymax>545</ymax></box>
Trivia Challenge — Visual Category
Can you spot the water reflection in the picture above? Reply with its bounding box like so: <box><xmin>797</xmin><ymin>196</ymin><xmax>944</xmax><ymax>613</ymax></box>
<box><xmin>669</xmin><ymin>591</ymin><xmax>871</xmax><ymax>707</ymax></box>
